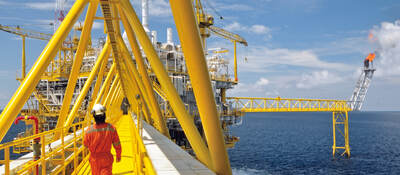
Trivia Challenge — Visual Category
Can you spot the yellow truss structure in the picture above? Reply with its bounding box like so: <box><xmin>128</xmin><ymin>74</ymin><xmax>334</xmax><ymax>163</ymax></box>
<box><xmin>0</xmin><ymin>0</ymin><xmax>232</xmax><ymax>174</ymax></box>
<box><xmin>227</xmin><ymin>97</ymin><xmax>351</xmax><ymax>157</ymax></box>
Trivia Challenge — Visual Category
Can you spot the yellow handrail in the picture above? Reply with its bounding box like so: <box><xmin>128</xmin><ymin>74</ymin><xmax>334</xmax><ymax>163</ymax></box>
<box><xmin>0</xmin><ymin>121</ymin><xmax>88</xmax><ymax>174</ymax></box>
<box><xmin>227</xmin><ymin>97</ymin><xmax>352</xmax><ymax>112</ymax></box>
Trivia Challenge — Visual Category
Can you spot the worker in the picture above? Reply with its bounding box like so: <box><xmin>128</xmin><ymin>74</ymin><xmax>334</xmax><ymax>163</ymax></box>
<box><xmin>84</xmin><ymin>104</ymin><xmax>121</xmax><ymax>175</ymax></box>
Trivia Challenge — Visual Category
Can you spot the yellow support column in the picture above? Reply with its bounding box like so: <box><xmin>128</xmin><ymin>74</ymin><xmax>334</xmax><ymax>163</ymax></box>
<box><xmin>0</xmin><ymin>0</ymin><xmax>88</xmax><ymax>142</ymax></box>
<box><xmin>64</xmin><ymin>42</ymin><xmax>110</xmax><ymax>128</ymax></box>
<box><xmin>56</xmin><ymin>1</ymin><xmax>98</xmax><ymax>132</ymax></box>
<box><xmin>234</xmin><ymin>41</ymin><xmax>238</xmax><ymax>82</ymax></box>
<box><xmin>94</xmin><ymin>64</ymin><xmax>116</xmax><ymax>104</ymax></box>
<box><xmin>332</xmin><ymin>111</ymin><xmax>350</xmax><ymax>157</ymax></box>
<box><xmin>22</xmin><ymin>35</ymin><xmax>26</xmax><ymax>80</ymax></box>
<box><xmin>119</xmin><ymin>8</ymin><xmax>170</xmax><ymax>137</ymax></box>
<box><xmin>170</xmin><ymin>1</ymin><xmax>232</xmax><ymax>174</ymax></box>
<box><xmin>119</xmin><ymin>0</ymin><xmax>212</xmax><ymax>168</ymax></box>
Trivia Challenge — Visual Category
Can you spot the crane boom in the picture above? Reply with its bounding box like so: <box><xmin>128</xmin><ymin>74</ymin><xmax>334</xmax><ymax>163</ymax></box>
<box><xmin>209</xmin><ymin>26</ymin><xmax>248</xmax><ymax>46</ymax></box>
<box><xmin>0</xmin><ymin>24</ymin><xmax>52</xmax><ymax>41</ymax></box>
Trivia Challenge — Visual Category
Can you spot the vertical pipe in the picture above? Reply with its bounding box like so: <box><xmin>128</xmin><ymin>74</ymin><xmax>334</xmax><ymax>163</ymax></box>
<box><xmin>167</xmin><ymin>28</ymin><xmax>173</xmax><ymax>44</ymax></box>
<box><xmin>169</xmin><ymin>0</ymin><xmax>232</xmax><ymax>174</ymax></box>
<box><xmin>56</xmin><ymin>1</ymin><xmax>98</xmax><ymax>132</ymax></box>
<box><xmin>0</xmin><ymin>0</ymin><xmax>88</xmax><ymax>142</ymax></box>
<box><xmin>22</xmin><ymin>36</ymin><xmax>26</xmax><ymax>80</ymax></box>
<box><xmin>119</xmin><ymin>0</ymin><xmax>212</xmax><ymax>168</ymax></box>
<box><xmin>142</xmin><ymin>0</ymin><xmax>150</xmax><ymax>33</ymax></box>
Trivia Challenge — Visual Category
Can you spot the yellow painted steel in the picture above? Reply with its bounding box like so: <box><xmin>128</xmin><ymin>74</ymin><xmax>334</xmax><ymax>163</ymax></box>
<box><xmin>56</xmin><ymin>1</ymin><xmax>98</xmax><ymax>133</ymax></box>
<box><xmin>229</xmin><ymin>96</ymin><xmax>352</xmax><ymax>157</ymax></box>
<box><xmin>170</xmin><ymin>0</ymin><xmax>231</xmax><ymax>174</ymax></box>
<box><xmin>0</xmin><ymin>121</ymin><xmax>89</xmax><ymax>174</ymax></box>
<box><xmin>234</xmin><ymin>41</ymin><xmax>238</xmax><ymax>82</ymax></box>
<box><xmin>332</xmin><ymin>111</ymin><xmax>350</xmax><ymax>157</ymax></box>
<box><xmin>119</xmin><ymin>0</ymin><xmax>212</xmax><ymax>167</ymax></box>
<box><xmin>95</xmin><ymin>64</ymin><xmax>116</xmax><ymax>105</ymax></box>
<box><xmin>119</xmin><ymin>8</ymin><xmax>169</xmax><ymax>137</ymax></box>
<box><xmin>227</xmin><ymin>97</ymin><xmax>352</xmax><ymax>112</ymax></box>
<box><xmin>22</xmin><ymin>36</ymin><xmax>26</xmax><ymax>80</ymax></box>
<box><xmin>0</xmin><ymin>0</ymin><xmax>88</xmax><ymax>142</ymax></box>
<box><xmin>63</xmin><ymin>41</ymin><xmax>110</xmax><ymax>128</ymax></box>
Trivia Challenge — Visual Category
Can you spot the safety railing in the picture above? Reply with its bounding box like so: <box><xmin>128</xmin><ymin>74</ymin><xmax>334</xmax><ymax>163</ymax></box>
<box><xmin>131</xmin><ymin>109</ymin><xmax>157</xmax><ymax>175</ymax></box>
<box><xmin>227</xmin><ymin>97</ymin><xmax>352</xmax><ymax>112</ymax></box>
<box><xmin>0</xmin><ymin>121</ymin><xmax>89</xmax><ymax>175</ymax></box>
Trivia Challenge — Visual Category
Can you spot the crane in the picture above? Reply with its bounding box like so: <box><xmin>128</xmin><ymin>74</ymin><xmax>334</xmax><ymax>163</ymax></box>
<box><xmin>193</xmin><ymin>0</ymin><xmax>247</xmax><ymax>82</ymax></box>
<box><xmin>0</xmin><ymin>24</ymin><xmax>52</xmax><ymax>80</ymax></box>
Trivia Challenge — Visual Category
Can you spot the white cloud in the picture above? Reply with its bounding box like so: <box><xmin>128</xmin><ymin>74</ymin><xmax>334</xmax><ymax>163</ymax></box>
<box><xmin>25</xmin><ymin>2</ymin><xmax>55</xmax><ymax>11</ymax></box>
<box><xmin>225</xmin><ymin>22</ymin><xmax>270</xmax><ymax>35</ymax></box>
<box><xmin>296</xmin><ymin>70</ymin><xmax>343</xmax><ymax>89</ymax></box>
<box><xmin>255</xmin><ymin>77</ymin><xmax>269</xmax><ymax>86</ymax></box>
<box><xmin>370</xmin><ymin>20</ymin><xmax>400</xmax><ymax>78</ymax></box>
<box><xmin>250</xmin><ymin>25</ymin><xmax>270</xmax><ymax>34</ymax></box>
<box><xmin>149</xmin><ymin>0</ymin><xmax>171</xmax><ymax>17</ymax></box>
<box><xmin>240</xmin><ymin>46</ymin><xmax>353</xmax><ymax>73</ymax></box>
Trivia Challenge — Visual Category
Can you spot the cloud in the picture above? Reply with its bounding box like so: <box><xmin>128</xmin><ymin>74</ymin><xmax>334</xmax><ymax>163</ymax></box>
<box><xmin>296</xmin><ymin>70</ymin><xmax>343</xmax><ymax>89</ymax></box>
<box><xmin>149</xmin><ymin>0</ymin><xmax>172</xmax><ymax>17</ymax></box>
<box><xmin>225</xmin><ymin>22</ymin><xmax>271</xmax><ymax>35</ymax></box>
<box><xmin>369</xmin><ymin>20</ymin><xmax>400</xmax><ymax>79</ymax></box>
<box><xmin>313</xmin><ymin>36</ymin><xmax>372</xmax><ymax>56</ymax></box>
<box><xmin>228</xmin><ymin>77</ymin><xmax>279</xmax><ymax>97</ymax></box>
<box><xmin>240</xmin><ymin>46</ymin><xmax>353</xmax><ymax>73</ymax></box>
<box><xmin>24</xmin><ymin>2</ymin><xmax>55</xmax><ymax>11</ymax></box>
<box><xmin>255</xmin><ymin>77</ymin><xmax>269</xmax><ymax>86</ymax></box>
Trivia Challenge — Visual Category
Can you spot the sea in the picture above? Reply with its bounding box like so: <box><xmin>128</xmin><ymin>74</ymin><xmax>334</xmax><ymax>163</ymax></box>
<box><xmin>1</xmin><ymin>111</ymin><xmax>400</xmax><ymax>174</ymax></box>
<box><xmin>228</xmin><ymin>111</ymin><xmax>400</xmax><ymax>175</ymax></box>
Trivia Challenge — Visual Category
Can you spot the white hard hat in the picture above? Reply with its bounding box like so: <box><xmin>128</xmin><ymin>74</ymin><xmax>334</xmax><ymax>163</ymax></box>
<box><xmin>91</xmin><ymin>104</ymin><xmax>106</xmax><ymax>115</ymax></box>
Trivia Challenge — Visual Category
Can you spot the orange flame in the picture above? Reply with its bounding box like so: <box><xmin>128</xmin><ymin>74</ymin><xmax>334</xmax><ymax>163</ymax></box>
<box><xmin>365</xmin><ymin>53</ymin><xmax>375</xmax><ymax>62</ymax></box>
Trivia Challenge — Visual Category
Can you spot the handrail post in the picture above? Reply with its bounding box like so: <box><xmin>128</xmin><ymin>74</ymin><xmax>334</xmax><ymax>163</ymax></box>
<box><xmin>41</xmin><ymin>135</ymin><xmax>46</xmax><ymax>175</ymax></box>
<box><xmin>5</xmin><ymin>146</ymin><xmax>9</xmax><ymax>175</ymax></box>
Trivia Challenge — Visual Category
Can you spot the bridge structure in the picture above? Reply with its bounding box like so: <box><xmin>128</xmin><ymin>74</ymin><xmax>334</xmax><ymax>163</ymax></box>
<box><xmin>0</xmin><ymin>0</ymin><xmax>231</xmax><ymax>174</ymax></box>
<box><xmin>226</xmin><ymin>97</ymin><xmax>352</xmax><ymax>157</ymax></box>
<box><xmin>0</xmin><ymin>0</ymin><xmax>359</xmax><ymax>174</ymax></box>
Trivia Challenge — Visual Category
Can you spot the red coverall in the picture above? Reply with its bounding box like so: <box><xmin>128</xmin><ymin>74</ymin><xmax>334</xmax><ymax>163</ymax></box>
<box><xmin>84</xmin><ymin>123</ymin><xmax>122</xmax><ymax>175</ymax></box>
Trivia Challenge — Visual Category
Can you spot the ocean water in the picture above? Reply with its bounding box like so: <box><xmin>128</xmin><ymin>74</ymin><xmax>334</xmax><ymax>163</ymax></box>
<box><xmin>228</xmin><ymin>111</ymin><xmax>400</xmax><ymax>175</ymax></box>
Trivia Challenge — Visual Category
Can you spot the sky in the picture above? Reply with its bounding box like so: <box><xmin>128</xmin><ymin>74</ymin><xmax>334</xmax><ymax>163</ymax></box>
<box><xmin>0</xmin><ymin>0</ymin><xmax>399</xmax><ymax>111</ymax></box>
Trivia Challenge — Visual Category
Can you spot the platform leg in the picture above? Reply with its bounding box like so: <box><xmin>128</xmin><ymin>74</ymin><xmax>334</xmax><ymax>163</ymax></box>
<box><xmin>332</xmin><ymin>111</ymin><xmax>350</xmax><ymax>157</ymax></box>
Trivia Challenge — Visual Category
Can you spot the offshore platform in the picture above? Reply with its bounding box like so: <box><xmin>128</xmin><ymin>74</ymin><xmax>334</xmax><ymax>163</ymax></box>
<box><xmin>0</xmin><ymin>0</ymin><xmax>375</xmax><ymax>174</ymax></box>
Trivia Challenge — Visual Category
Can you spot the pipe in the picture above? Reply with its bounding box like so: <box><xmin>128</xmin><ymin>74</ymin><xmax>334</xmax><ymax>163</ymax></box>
<box><xmin>14</xmin><ymin>116</ymin><xmax>39</xmax><ymax>175</ymax></box>
<box><xmin>167</xmin><ymin>28</ymin><xmax>173</xmax><ymax>44</ymax></box>
<box><xmin>152</xmin><ymin>30</ymin><xmax>157</xmax><ymax>45</ymax></box>
<box><xmin>142</xmin><ymin>0</ymin><xmax>150</xmax><ymax>33</ymax></box>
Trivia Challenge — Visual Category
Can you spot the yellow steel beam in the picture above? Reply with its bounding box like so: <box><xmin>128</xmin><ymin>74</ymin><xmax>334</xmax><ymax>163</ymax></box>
<box><xmin>227</xmin><ymin>97</ymin><xmax>351</xmax><ymax>112</ymax></box>
<box><xmin>56</xmin><ymin>1</ymin><xmax>98</xmax><ymax>132</ymax></box>
<box><xmin>119</xmin><ymin>7</ymin><xmax>170</xmax><ymax>137</ymax></box>
<box><xmin>0</xmin><ymin>0</ymin><xmax>88</xmax><ymax>142</ymax></box>
<box><xmin>63</xmin><ymin>41</ymin><xmax>110</xmax><ymax>128</ymax></box>
<box><xmin>95</xmin><ymin>64</ymin><xmax>116</xmax><ymax>105</ymax></box>
<box><xmin>22</xmin><ymin>36</ymin><xmax>26</xmax><ymax>80</ymax></box>
<box><xmin>119</xmin><ymin>0</ymin><xmax>212</xmax><ymax>167</ymax></box>
<box><xmin>332</xmin><ymin>111</ymin><xmax>350</xmax><ymax>157</ymax></box>
<box><xmin>170</xmin><ymin>1</ymin><xmax>232</xmax><ymax>174</ymax></box>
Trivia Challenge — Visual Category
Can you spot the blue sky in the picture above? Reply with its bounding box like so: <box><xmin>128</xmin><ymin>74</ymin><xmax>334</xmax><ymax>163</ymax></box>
<box><xmin>0</xmin><ymin>0</ymin><xmax>399</xmax><ymax>111</ymax></box>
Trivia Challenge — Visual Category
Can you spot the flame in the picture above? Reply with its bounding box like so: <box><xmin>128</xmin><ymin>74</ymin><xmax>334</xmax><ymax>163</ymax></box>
<box><xmin>365</xmin><ymin>53</ymin><xmax>375</xmax><ymax>62</ymax></box>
